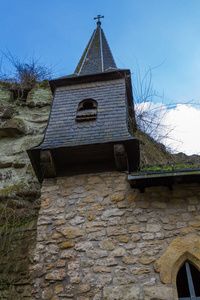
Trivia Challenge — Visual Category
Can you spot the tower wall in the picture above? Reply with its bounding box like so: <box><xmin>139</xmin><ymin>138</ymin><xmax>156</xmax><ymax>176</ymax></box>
<box><xmin>42</xmin><ymin>78</ymin><xmax>133</xmax><ymax>150</ymax></box>
<box><xmin>31</xmin><ymin>172</ymin><xmax>200</xmax><ymax>300</ymax></box>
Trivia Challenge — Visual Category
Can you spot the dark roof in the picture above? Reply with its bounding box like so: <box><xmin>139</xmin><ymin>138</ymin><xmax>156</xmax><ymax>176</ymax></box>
<box><xmin>74</xmin><ymin>23</ymin><xmax>117</xmax><ymax>76</ymax></box>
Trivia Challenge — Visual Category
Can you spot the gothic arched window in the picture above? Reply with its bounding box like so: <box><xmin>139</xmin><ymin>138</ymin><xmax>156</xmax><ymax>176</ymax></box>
<box><xmin>76</xmin><ymin>99</ymin><xmax>98</xmax><ymax>121</ymax></box>
<box><xmin>176</xmin><ymin>261</ymin><xmax>200</xmax><ymax>299</ymax></box>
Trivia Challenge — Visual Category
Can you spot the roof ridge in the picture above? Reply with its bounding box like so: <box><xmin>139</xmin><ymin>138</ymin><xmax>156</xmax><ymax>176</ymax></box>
<box><xmin>100</xmin><ymin>28</ymin><xmax>104</xmax><ymax>72</ymax></box>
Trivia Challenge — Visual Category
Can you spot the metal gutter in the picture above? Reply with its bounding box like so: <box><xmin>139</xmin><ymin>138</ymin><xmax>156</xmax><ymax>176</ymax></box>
<box><xmin>128</xmin><ymin>169</ymin><xmax>200</xmax><ymax>192</ymax></box>
<box><xmin>129</xmin><ymin>169</ymin><xmax>200</xmax><ymax>179</ymax></box>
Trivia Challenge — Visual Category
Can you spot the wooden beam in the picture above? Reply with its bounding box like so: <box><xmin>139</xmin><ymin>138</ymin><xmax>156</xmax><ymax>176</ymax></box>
<box><xmin>114</xmin><ymin>144</ymin><xmax>128</xmax><ymax>171</ymax></box>
<box><xmin>40</xmin><ymin>150</ymin><xmax>56</xmax><ymax>178</ymax></box>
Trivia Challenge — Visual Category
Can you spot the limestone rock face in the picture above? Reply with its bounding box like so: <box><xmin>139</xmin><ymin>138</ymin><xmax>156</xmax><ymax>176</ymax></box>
<box><xmin>27</xmin><ymin>86</ymin><xmax>53</xmax><ymax>104</ymax></box>
<box><xmin>0</xmin><ymin>82</ymin><xmax>52</xmax><ymax>220</ymax></box>
<box><xmin>0</xmin><ymin>81</ymin><xmax>52</xmax><ymax>299</ymax></box>
<box><xmin>0</xmin><ymin>117</ymin><xmax>26</xmax><ymax>137</ymax></box>
<box><xmin>0</xmin><ymin>82</ymin><xmax>52</xmax><ymax>207</ymax></box>
<box><xmin>0</xmin><ymin>106</ymin><xmax>15</xmax><ymax>118</ymax></box>
<box><xmin>0</xmin><ymin>220</ymin><xmax>37</xmax><ymax>300</ymax></box>
<box><xmin>0</xmin><ymin>82</ymin><xmax>13</xmax><ymax>104</ymax></box>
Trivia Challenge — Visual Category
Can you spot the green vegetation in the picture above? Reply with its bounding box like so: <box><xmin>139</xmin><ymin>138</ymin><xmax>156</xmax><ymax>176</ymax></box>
<box><xmin>0</xmin><ymin>278</ymin><xmax>10</xmax><ymax>291</ymax></box>
<box><xmin>0</xmin><ymin>215</ymin><xmax>36</xmax><ymax>231</ymax></box>
<box><xmin>39</xmin><ymin>79</ymin><xmax>50</xmax><ymax>88</ymax></box>
<box><xmin>0</xmin><ymin>184</ymin><xmax>25</xmax><ymax>197</ymax></box>
<box><xmin>141</xmin><ymin>163</ymin><xmax>200</xmax><ymax>172</ymax></box>
<box><xmin>0</xmin><ymin>80</ymin><xmax>11</xmax><ymax>90</ymax></box>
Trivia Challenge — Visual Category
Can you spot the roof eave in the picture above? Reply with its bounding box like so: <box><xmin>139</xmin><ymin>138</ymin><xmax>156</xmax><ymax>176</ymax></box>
<box><xmin>27</xmin><ymin>138</ymin><xmax>140</xmax><ymax>182</ymax></box>
<box><xmin>49</xmin><ymin>69</ymin><xmax>131</xmax><ymax>94</ymax></box>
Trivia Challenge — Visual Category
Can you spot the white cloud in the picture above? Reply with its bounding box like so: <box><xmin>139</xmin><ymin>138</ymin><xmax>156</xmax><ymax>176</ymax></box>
<box><xmin>163</xmin><ymin>104</ymin><xmax>200</xmax><ymax>155</ymax></box>
<box><xmin>135</xmin><ymin>102</ymin><xmax>200</xmax><ymax>156</ymax></box>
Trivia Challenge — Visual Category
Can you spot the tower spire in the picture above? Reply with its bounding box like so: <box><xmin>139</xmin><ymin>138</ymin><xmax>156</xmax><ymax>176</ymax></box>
<box><xmin>74</xmin><ymin>16</ymin><xmax>117</xmax><ymax>76</ymax></box>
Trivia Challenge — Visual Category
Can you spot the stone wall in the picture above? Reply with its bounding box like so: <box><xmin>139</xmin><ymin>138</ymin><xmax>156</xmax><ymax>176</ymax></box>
<box><xmin>32</xmin><ymin>171</ymin><xmax>200</xmax><ymax>300</ymax></box>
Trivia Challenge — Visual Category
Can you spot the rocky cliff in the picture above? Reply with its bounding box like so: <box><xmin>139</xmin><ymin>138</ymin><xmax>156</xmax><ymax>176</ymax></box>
<box><xmin>0</xmin><ymin>81</ymin><xmax>52</xmax><ymax>299</ymax></box>
<box><xmin>0</xmin><ymin>81</ymin><xmax>52</xmax><ymax>222</ymax></box>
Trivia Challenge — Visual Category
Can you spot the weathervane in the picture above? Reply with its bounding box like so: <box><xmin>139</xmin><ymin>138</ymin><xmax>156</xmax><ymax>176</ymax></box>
<box><xmin>94</xmin><ymin>14</ymin><xmax>104</xmax><ymax>26</ymax></box>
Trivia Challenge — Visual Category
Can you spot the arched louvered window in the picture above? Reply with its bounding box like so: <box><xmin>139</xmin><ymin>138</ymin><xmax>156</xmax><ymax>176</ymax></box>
<box><xmin>76</xmin><ymin>99</ymin><xmax>98</xmax><ymax>121</ymax></box>
<box><xmin>176</xmin><ymin>261</ymin><xmax>200</xmax><ymax>299</ymax></box>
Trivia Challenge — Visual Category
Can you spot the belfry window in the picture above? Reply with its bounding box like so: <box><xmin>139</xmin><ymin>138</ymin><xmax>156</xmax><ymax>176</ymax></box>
<box><xmin>76</xmin><ymin>98</ymin><xmax>98</xmax><ymax>121</ymax></box>
<box><xmin>176</xmin><ymin>261</ymin><xmax>200</xmax><ymax>299</ymax></box>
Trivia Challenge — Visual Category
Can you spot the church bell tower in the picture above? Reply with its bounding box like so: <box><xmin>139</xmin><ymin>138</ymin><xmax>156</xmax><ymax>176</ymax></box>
<box><xmin>28</xmin><ymin>16</ymin><xmax>139</xmax><ymax>181</ymax></box>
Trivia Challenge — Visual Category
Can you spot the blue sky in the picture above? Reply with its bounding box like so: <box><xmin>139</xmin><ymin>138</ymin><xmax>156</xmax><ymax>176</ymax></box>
<box><xmin>1</xmin><ymin>0</ymin><xmax>200</xmax><ymax>104</ymax></box>
<box><xmin>1</xmin><ymin>0</ymin><xmax>200</xmax><ymax>154</ymax></box>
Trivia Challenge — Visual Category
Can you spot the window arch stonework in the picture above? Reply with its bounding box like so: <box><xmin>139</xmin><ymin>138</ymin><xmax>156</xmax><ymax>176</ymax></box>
<box><xmin>154</xmin><ymin>234</ymin><xmax>200</xmax><ymax>285</ymax></box>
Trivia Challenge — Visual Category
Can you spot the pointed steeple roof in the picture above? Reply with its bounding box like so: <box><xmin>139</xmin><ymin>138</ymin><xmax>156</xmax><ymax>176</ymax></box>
<box><xmin>74</xmin><ymin>18</ymin><xmax>117</xmax><ymax>76</ymax></box>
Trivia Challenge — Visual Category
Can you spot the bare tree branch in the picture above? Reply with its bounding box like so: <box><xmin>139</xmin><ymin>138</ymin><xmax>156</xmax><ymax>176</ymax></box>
<box><xmin>0</xmin><ymin>50</ymin><xmax>53</xmax><ymax>88</ymax></box>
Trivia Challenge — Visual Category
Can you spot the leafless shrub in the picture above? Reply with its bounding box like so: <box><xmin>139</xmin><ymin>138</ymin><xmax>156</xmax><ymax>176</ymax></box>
<box><xmin>0</xmin><ymin>50</ymin><xmax>52</xmax><ymax>88</ymax></box>
<box><xmin>132</xmin><ymin>62</ymin><xmax>176</xmax><ymax>150</ymax></box>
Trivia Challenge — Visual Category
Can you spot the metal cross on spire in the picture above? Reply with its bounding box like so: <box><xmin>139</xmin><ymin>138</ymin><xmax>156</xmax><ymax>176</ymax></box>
<box><xmin>94</xmin><ymin>14</ymin><xmax>104</xmax><ymax>26</ymax></box>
